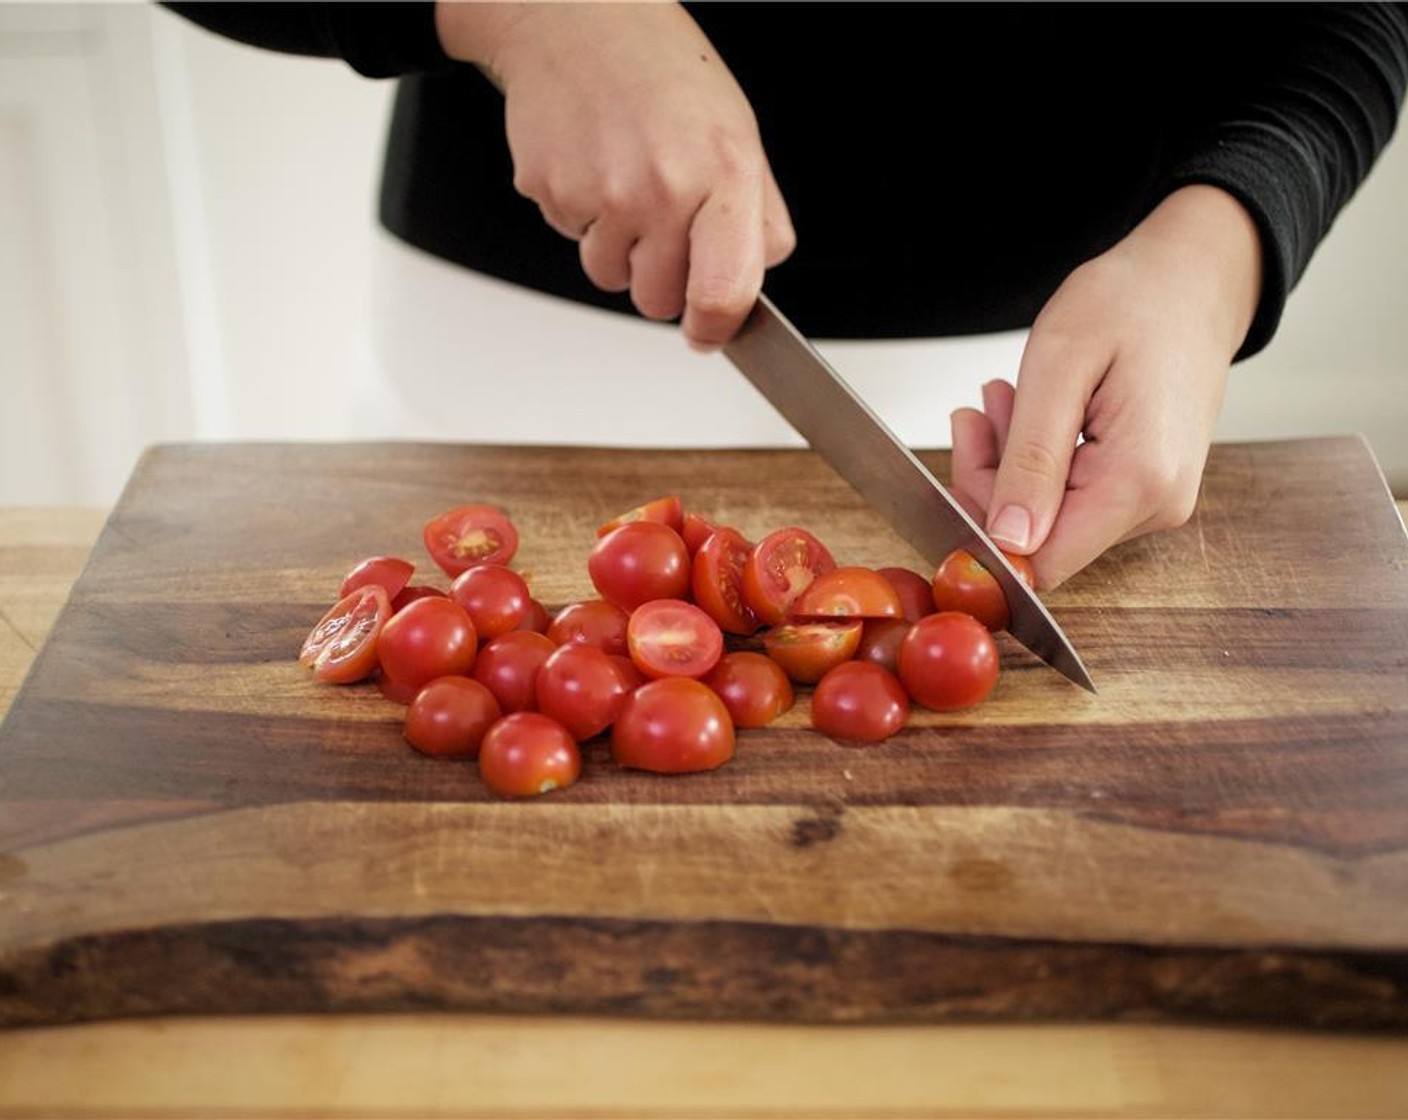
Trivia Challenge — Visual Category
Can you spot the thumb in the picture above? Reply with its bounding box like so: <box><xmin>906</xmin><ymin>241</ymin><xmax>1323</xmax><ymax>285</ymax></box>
<box><xmin>985</xmin><ymin>330</ymin><xmax>1107</xmax><ymax>555</ymax></box>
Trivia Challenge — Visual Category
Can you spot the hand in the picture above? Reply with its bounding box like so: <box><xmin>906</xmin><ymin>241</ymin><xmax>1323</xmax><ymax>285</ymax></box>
<box><xmin>435</xmin><ymin>1</ymin><xmax>795</xmax><ymax>348</ymax></box>
<box><xmin>950</xmin><ymin>185</ymin><xmax>1263</xmax><ymax>590</ymax></box>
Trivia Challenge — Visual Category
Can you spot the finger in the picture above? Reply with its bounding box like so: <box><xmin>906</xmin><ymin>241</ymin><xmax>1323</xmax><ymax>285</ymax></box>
<box><xmin>981</xmin><ymin>379</ymin><xmax>1016</xmax><ymax>458</ymax></box>
<box><xmin>579</xmin><ymin>218</ymin><xmax>637</xmax><ymax>294</ymax></box>
<box><xmin>948</xmin><ymin>407</ymin><xmax>999</xmax><ymax>521</ymax></box>
<box><xmin>629</xmin><ymin>229</ymin><xmax>689</xmax><ymax>321</ymax></box>
<box><xmin>680</xmin><ymin>175</ymin><xmax>766</xmax><ymax>349</ymax></box>
<box><xmin>539</xmin><ymin>203</ymin><xmax>593</xmax><ymax>243</ymax></box>
<box><xmin>984</xmin><ymin>328</ymin><xmax>1110</xmax><ymax>555</ymax></box>
<box><xmin>762</xmin><ymin>165</ymin><xmax>796</xmax><ymax>268</ymax></box>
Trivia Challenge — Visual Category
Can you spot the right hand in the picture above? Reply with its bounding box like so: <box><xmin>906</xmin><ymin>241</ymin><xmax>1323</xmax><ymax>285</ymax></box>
<box><xmin>435</xmin><ymin>2</ymin><xmax>796</xmax><ymax>348</ymax></box>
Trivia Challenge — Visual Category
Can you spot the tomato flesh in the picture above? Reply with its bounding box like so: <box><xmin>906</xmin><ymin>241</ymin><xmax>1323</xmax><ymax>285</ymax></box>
<box><xmin>811</xmin><ymin>661</ymin><xmax>910</xmax><ymax>743</ymax></box>
<box><xmin>424</xmin><ymin>504</ymin><xmax>518</xmax><ymax>577</ymax></box>
<box><xmin>340</xmin><ymin>556</ymin><xmax>414</xmax><ymax>602</ymax></box>
<box><xmin>611</xmin><ymin>678</ymin><xmax>735</xmax><ymax>774</ymax></box>
<box><xmin>701</xmin><ymin>651</ymin><xmax>794</xmax><ymax>728</ymax></box>
<box><xmin>761</xmin><ymin>620</ymin><xmax>863</xmax><ymax>684</ymax></box>
<box><xmin>479</xmin><ymin>713</ymin><xmax>581</xmax><ymax>797</ymax></box>
<box><xmin>791</xmin><ymin>566</ymin><xmax>903</xmax><ymax>621</ymax></box>
<box><xmin>743</xmin><ymin>528</ymin><xmax>837</xmax><ymax>626</ymax></box>
<box><xmin>898</xmin><ymin>611</ymin><xmax>1000</xmax><ymax>710</ymax></box>
<box><xmin>404</xmin><ymin>676</ymin><xmax>502</xmax><ymax>758</ymax></box>
<box><xmin>930</xmin><ymin>548</ymin><xmax>1035</xmax><ymax>633</ymax></box>
<box><xmin>300</xmin><ymin>585</ymin><xmax>392</xmax><ymax>684</ymax></box>
<box><xmin>626</xmin><ymin>598</ymin><xmax>724</xmax><ymax>680</ymax></box>
<box><xmin>691</xmin><ymin>528</ymin><xmax>760</xmax><ymax>636</ymax></box>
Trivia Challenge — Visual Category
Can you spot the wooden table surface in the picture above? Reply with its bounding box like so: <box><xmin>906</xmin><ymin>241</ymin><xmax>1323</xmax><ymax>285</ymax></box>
<box><xmin>1</xmin><ymin>502</ymin><xmax>1406</xmax><ymax>1119</ymax></box>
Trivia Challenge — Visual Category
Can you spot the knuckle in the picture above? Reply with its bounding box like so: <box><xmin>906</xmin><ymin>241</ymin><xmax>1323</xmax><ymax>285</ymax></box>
<box><xmin>1131</xmin><ymin>457</ymin><xmax>1199</xmax><ymax>529</ymax></box>
<box><xmin>1004</xmin><ymin>439</ymin><xmax>1066</xmax><ymax>485</ymax></box>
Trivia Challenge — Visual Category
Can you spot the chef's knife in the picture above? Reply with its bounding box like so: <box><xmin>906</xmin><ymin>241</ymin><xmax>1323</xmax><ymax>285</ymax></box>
<box><xmin>723</xmin><ymin>293</ymin><xmax>1095</xmax><ymax>692</ymax></box>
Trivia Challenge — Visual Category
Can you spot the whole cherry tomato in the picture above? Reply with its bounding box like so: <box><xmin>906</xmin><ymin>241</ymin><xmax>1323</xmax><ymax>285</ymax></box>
<box><xmin>450</xmin><ymin>563</ymin><xmax>531</xmax><ymax>640</ymax></box>
<box><xmin>473</xmin><ymin>630</ymin><xmax>556</xmax><ymax>712</ymax></box>
<box><xmin>588</xmin><ymin>521</ymin><xmax>690</xmax><ymax>611</ymax></box>
<box><xmin>479</xmin><ymin>713</ymin><xmax>581</xmax><ymax>797</ymax></box>
<box><xmin>691</xmin><ymin>528</ymin><xmax>760</xmax><ymax>635</ymax></box>
<box><xmin>515</xmin><ymin>598</ymin><xmax>552</xmax><ymax>634</ymax></box>
<box><xmin>340</xmin><ymin>556</ymin><xmax>414</xmax><ymax>602</ymax></box>
<box><xmin>791</xmin><ymin>566</ymin><xmax>903</xmax><ymax>621</ymax></box>
<box><xmin>930</xmin><ymin>548</ymin><xmax>1035</xmax><ymax>633</ymax></box>
<box><xmin>743</xmin><ymin>527</ymin><xmax>837</xmax><ymax>626</ymax></box>
<box><xmin>376</xmin><ymin>596</ymin><xmax>477</xmax><ymax>695</ymax></box>
<box><xmin>701</xmin><ymin>651</ymin><xmax>794</xmax><ymax>728</ymax></box>
<box><xmin>626</xmin><ymin>599</ymin><xmax>724</xmax><ymax>680</ymax></box>
<box><xmin>877</xmin><ymin>567</ymin><xmax>935</xmax><ymax>623</ymax></box>
<box><xmin>855</xmin><ymin>618</ymin><xmax>912</xmax><ymax>674</ymax></box>
<box><xmin>391</xmin><ymin>584</ymin><xmax>447</xmax><ymax>613</ymax></box>
<box><xmin>898</xmin><ymin>611</ymin><xmax>1000</xmax><ymax>710</ymax></box>
<box><xmin>535</xmin><ymin>643</ymin><xmax>633</xmax><ymax>741</ymax></box>
<box><xmin>597</xmin><ymin>495</ymin><xmax>684</xmax><ymax>537</ymax></box>
<box><xmin>761</xmin><ymin>620</ymin><xmax>863</xmax><ymax>684</ymax></box>
<box><xmin>424</xmin><ymin>504</ymin><xmax>518</xmax><ymax>577</ymax></box>
<box><xmin>546</xmin><ymin>599</ymin><xmax>630</xmax><ymax>655</ymax></box>
<box><xmin>300</xmin><ymin>585</ymin><xmax>391</xmax><ymax>684</ymax></box>
<box><xmin>611</xmin><ymin>678</ymin><xmax>735</xmax><ymax>774</ymax></box>
<box><xmin>404</xmin><ymin>676</ymin><xmax>502</xmax><ymax>758</ymax></box>
<box><xmin>811</xmin><ymin>661</ymin><xmax>910</xmax><ymax>743</ymax></box>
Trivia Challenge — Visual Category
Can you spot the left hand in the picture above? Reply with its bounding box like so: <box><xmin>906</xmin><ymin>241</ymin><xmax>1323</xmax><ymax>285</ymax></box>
<box><xmin>950</xmin><ymin>184</ymin><xmax>1263</xmax><ymax>590</ymax></box>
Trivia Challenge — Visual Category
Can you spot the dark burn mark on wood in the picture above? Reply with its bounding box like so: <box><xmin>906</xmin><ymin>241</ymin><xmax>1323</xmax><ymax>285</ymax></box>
<box><xmin>792</xmin><ymin>802</ymin><xmax>845</xmax><ymax>847</ymax></box>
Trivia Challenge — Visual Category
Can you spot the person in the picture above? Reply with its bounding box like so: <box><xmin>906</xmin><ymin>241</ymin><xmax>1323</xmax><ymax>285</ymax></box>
<box><xmin>165</xmin><ymin>2</ymin><xmax>1408</xmax><ymax>589</ymax></box>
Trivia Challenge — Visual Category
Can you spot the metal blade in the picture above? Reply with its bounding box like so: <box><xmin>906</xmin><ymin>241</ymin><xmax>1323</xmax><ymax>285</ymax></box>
<box><xmin>723</xmin><ymin>294</ymin><xmax>1095</xmax><ymax>692</ymax></box>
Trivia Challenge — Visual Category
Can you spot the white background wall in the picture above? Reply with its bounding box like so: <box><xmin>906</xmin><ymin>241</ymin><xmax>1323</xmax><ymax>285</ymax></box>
<box><xmin>2</xmin><ymin>1</ymin><xmax>1407</xmax><ymax>507</ymax></box>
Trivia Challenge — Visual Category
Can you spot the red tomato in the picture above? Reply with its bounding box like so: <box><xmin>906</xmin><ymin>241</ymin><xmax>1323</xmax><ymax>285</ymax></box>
<box><xmin>376</xmin><ymin>671</ymin><xmax>420</xmax><ymax>705</ymax></box>
<box><xmin>743</xmin><ymin>528</ymin><xmax>837</xmax><ymax>626</ymax></box>
<box><xmin>898</xmin><ymin>611</ymin><xmax>1000</xmax><ymax>711</ymax></box>
<box><xmin>701</xmin><ymin>651</ymin><xmax>794</xmax><ymax>728</ymax></box>
<box><xmin>811</xmin><ymin>661</ymin><xmax>910</xmax><ymax>743</ymax></box>
<box><xmin>691</xmin><ymin>528</ymin><xmax>760</xmax><ymax>635</ymax></box>
<box><xmin>791</xmin><ymin>566</ymin><xmax>903</xmax><ymax>621</ymax></box>
<box><xmin>479</xmin><ymin>713</ymin><xmax>581</xmax><ymax>797</ymax></box>
<box><xmin>424</xmin><ymin>504</ymin><xmax>518</xmax><ymax>578</ymax></box>
<box><xmin>930</xmin><ymin>548</ymin><xmax>1035</xmax><ymax>633</ymax></box>
<box><xmin>626</xmin><ymin>599</ymin><xmax>724</xmax><ymax>680</ymax></box>
<box><xmin>404</xmin><ymin>676</ymin><xmax>502</xmax><ymax>758</ymax></box>
<box><xmin>299</xmin><ymin>585</ymin><xmax>391</xmax><ymax>684</ymax></box>
<box><xmin>473</xmin><ymin>630</ymin><xmax>556</xmax><ymax>712</ymax></box>
<box><xmin>611</xmin><ymin>678</ymin><xmax>735</xmax><ymax>774</ymax></box>
<box><xmin>877</xmin><ymin>567</ymin><xmax>935</xmax><ymax>623</ymax></box>
<box><xmin>516</xmin><ymin>598</ymin><xmax>551</xmax><ymax>634</ymax></box>
<box><xmin>391</xmin><ymin>584</ymin><xmax>447</xmax><ymax>613</ymax></box>
<box><xmin>535</xmin><ymin>643</ymin><xmax>633</xmax><ymax>741</ymax></box>
<box><xmin>340</xmin><ymin>556</ymin><xmax>414</xmax><ymax>602</ymax></box>
<box><xmin>450</xmin><ymin>563</ymin><xmax>531</xmax><ymax>640</ymax></box>
<box><xmin>855</xmin><ymin>618</ymin><xmax>912</xmax><ymax>673</ymax></box>
<box><xmin>681</xmin><ymin>511</ymin><xmax>719</xmax><ymax>554</ymax></box>
<box><xmin>588</xmin><ymin>521</ymin><xmax>690</xmax><ymax>611</ymax></box>
<box><xmin>376</xmin><ymin>596</ymin><xmax>477</xmax><ymax>694</ymax></box>
<box><xmin>608</xmin><ymin>653</ymin><xmax>648</xmax><ymax>691</ymax></box>
<box><xmin>761</xmin><ymin>620</ymin><xmax>863</xmax><ymax>684</ymax></box>
<box><xmin>547</xmin><ymin>599</ymin><xmax>630</xmax><ymax>655</ymax></box>
<box><xmin>597</xmin><ymin>495</ymin><xmax>684</xmax><ymax>537</ymax></box>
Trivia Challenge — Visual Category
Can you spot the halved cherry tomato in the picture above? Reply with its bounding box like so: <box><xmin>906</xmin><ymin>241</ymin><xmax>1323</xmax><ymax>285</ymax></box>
<box><xmin>479</xmin><ymin>713</ymin><xmax>581</xmax><ymax>797</ymax></box>
<box><xmin>611</xmin><ymin>678</ymin><xmax>735</xmax><ymax>774</ymax></box>
<box><xmin>535</xmin><ymin>643</ymin><xmax>633</xmax><ymax>741</ymax></box>
<box><xmin>473</xmin><ymin>630</ymin><xmax>556</xmax><ymax>712</ymax></box>
<box><xmin>855</xmin><ymin>618</ymin><xmax>912</xmax><ymax>674</ymax></box>
<box><xmin>877</xmin><ymin>567</ymin><xmax>935</xmax><ymax>623</ymax></box>
<box><xmin>546</xmin><ymin>599</ymin><xmax>630</xmax><ymax>655</ymax></box>
<box><xmin>791</xmin><ymin>566</ymin><xmax>903</xmax><ymax>621</ymax></box>
<box><xmin>743</xmin><ymin>528</ymin><xmax>837</xmax><ymax>626</ymax></box>
<box><xmin>930</xmin><ymin>548</ymin><xmax>1035</xmax><ymax>633</ymax></box>
<box><xmin>516</xmin><ymin>598</ymin><xmax>551</xmax><ymax>634</ymax></box>
<box><xmin>299</xmin><ymin>585</ymin><xmax>391</xmax><ymax>684</ymax></box>
<box><xmin>692</xmin><ymin>528</ymin><xmax>760</xmax><ymax>636</ymax></box>
<box><xmin>376</xmin><ymin>596</ymin><xmax>477</xmax><ymax>694</ymax></box>
<box><xmin>626</xmin><ymin>599</ymin><xmax>724</xmax><ymax>680</ymax></box>
<box><xmin>701</xmin><ymin>651</ymin><xmax>794</xmax><ymax>728</ymax></box>
<box><xmin>450</xmin><ymin>563</ymin><xmax>531</xmax><ymax>640</ymax></box>
<box><xmin>340</xmin><ymin>556</ymin><xmax>414</xmax><ymax>602</ymax></box>
<box><xmin>898</xmin><ymin>611</ymin><xmax>1000</xmax><ymax>710</ymax></box>
<box><xmin>811</xmin><ymin>661</ymin><xmax>909</xmax><ymax>743</ymax></box>
<box><xmin>404</xmin><ymin>676</ymin><xmax>502</xmax><ymax>758</ymax></box>
<box><xmin>597</xmin><ymin>495</ymin><xmax>684</xmax><ymax>537</ymax></box>
<box><xmin>681</xmin><ymin>511</ymin><xmax>719</xmax><ymax>554</ymax></box>
<box><xmin>588</xmin><ymin>521</ymin><xmax>691</xmax><ymax>611</ymax></box>
<box><xmin>424</xmin><ymin>504</ymin><xmax>518</xmax><ymax>578</ymax></box>
<box><xmin>391</xmin><ymin>584</ymin><xmax>447</xmax><ymax>613</ymax></box>
<box><xmin>761</xmin><ymin>620</ymin><xmax>863</xmax><ymax>684</ymax></box>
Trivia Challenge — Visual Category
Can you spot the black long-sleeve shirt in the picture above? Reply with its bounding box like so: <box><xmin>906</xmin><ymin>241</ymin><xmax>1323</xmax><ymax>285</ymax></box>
<box><xmin>165</xmin><ymin>2</ymin><xmax>1408</xmax><ymax>357</ymax></box>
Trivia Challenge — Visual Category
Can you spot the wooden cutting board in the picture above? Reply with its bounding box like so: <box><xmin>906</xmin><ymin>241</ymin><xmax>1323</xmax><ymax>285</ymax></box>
<box><xmin>1</xmin><ymin>438</ymin><xmax>1405</xmax><ymax>1031</ymax></box>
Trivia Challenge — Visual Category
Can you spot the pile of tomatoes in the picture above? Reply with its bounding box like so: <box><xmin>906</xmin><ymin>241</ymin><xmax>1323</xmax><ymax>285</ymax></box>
<box><xmin>299</xmin><ymin>496</ymin><xmax>1032</xmax><ymax>798</ymax></box>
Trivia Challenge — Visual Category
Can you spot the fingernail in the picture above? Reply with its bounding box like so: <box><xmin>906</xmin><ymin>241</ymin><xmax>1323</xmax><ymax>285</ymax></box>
<box><xmin>687</xmin><ymin>338</ymin><xmax>721</xmax><ymax>355</ymax></box>
<box><xmin>988</xmin><ymin>505</ymin><xmax>1032</xmax><ymax>551</ymax></box>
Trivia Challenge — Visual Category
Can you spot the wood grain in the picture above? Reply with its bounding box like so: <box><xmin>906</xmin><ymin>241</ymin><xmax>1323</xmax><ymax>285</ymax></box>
<box><xmin>1</xmin><ymin>439</ymin><xmax>1406</xmax><ymax>1032</ymax></box>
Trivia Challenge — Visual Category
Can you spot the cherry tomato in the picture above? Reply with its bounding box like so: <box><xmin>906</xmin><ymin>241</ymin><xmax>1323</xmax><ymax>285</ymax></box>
<box><xmin>691</xmin><ymin>528</ymin><xmax>760</xmax><ymax>636</ymax></box>
<box><xmin>450</xmin><ymin>563</ymin><xmax>531</xmax><ymax>640</ymax></box>
<box><xmin>855</xmin><ymin>618</ymin><xmax>912</xmax><ymax>674</ymax></box>
<box><xmin>376</xmin><ymin>671</ymin><xmax>419</xmax><ymax>705</ymax></box>
<box><xmin>743</xmin><ymin>528</ymin><xmax>837</xmax><ymax>626</ymax></box>
<box><xmin>626</xmin><ymin>598</ymin><xmax>724</xmax><ymax>680</ymax></box>
<box><xmin>761</xmin><ymin>620</ymin><xmax>863</xmax><ymax>684</ymax></box>
<box><xmin>681</xmin><ymin>511</ymin><xmax>719</xmax><ymax>554</ymax></box>
<box><xmin>597</xmin><ymin>495</ymin><xmax>684</xmax><ymax>537</ymax></box>
<box><xmin>611</xmin><ymin>678</ymin><xmax>735</xmax><ymax>774</ymax></box>
<box><xmin>877</xmin><ymin>567</ymin><xmax>935</xmax><ymax>623</ymax></box>
<box><xmin>479</xmin><ymin>713</ymin><xmax>581</xmax><ymax>797</ymax></box>
<box><xmin>424</xmin><ymin>504</ymin><xmax>518</xmax><ymax>578</ymax></box>
<box><xmin>898</xmin><ymin>611</ymin><xmax>1000</xmax><ymax>711</ymax></box>
<box><xmin>811</xmin><ymin>661</ymin><xmax>910</xmax><ymax>743</ymax></box>
<box><xmin>609</xmin><ymin>653</ymin><xmax>648</xmax><ymax>691</ymax></box>
<box><xmin>473</xmin><ymin>630</ymin><xmax>556</xmax><ymax>712</ymax></box>
<box><xmin>535</xmin><ymin>643</ymin><xmax>633</xmax><ymax>740</ymax></box>
<box><xmin>791</xmin><ymin>566</ymin><xmax>903</xmax><ymax>621</ymax></box>
<box><xmin>548</xmin><ymin>599</ymin><xmax>631</xmax><ymax>655</ymax></box>
<box><xmin>340</xmin><ymin>556</ymin><xmax>414</xmax><ymax>602</ymax></box>
<box><xmin>701</xmin><ymin>651</ymin><xmax>794</xmax><ymax>728</ymax></box>
<box><xmin>376</xmin><ymin>596</ymin><xmax>477</xmax><ymax>694</ymax></box>
<box><xmin>299</xmin><ymin>585</ymin><xmax>391</xmax><ymax>684</ymax></box>
<box><xmin>930</xmin><ymin>548</ymin><xmax>1035</xmax><ymax>633</ymax></box>
<box><xmin>516</xmin><ymin>598</ymin><xmax>551</xmax><ymax>634</ymax></box>
<box><xmin>588</xmin><ymin>521</ymin><xmax>691</xmax><ymax>611</ymax></box>
<box><xmin>391</xmin><ymin>584</ymin><xmax>447</xmax><ymax>613</ymax></box>
<box><xmin>404</xmin><ymin>676</ymin><xmax>502</xmax><ymax>758</ymax></box>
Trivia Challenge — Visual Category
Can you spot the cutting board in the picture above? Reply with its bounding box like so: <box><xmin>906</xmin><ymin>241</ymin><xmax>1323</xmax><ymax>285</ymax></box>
<box><xmin>2</xmin><ymin>439</ymin><xmax>1406</xmax><ymax>1030</ymax></box>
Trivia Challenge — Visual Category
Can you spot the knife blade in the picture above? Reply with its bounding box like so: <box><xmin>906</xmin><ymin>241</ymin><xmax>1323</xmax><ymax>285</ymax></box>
<box><xmin>723</xmin><ymin>293</ymin><xmax>1095</xmax><ymax>692</ymax></box>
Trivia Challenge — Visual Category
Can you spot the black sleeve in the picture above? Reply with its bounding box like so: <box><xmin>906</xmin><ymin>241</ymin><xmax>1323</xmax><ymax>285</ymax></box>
<box><xmin>1161</xmin><ymin>3</ymin><xmax>1408</xmax><ymax>359</ymax></box>
<box><xmin>161</xmin><ymin>2</ymin><xmax>451</xmax><ymax>79</ymax></box>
